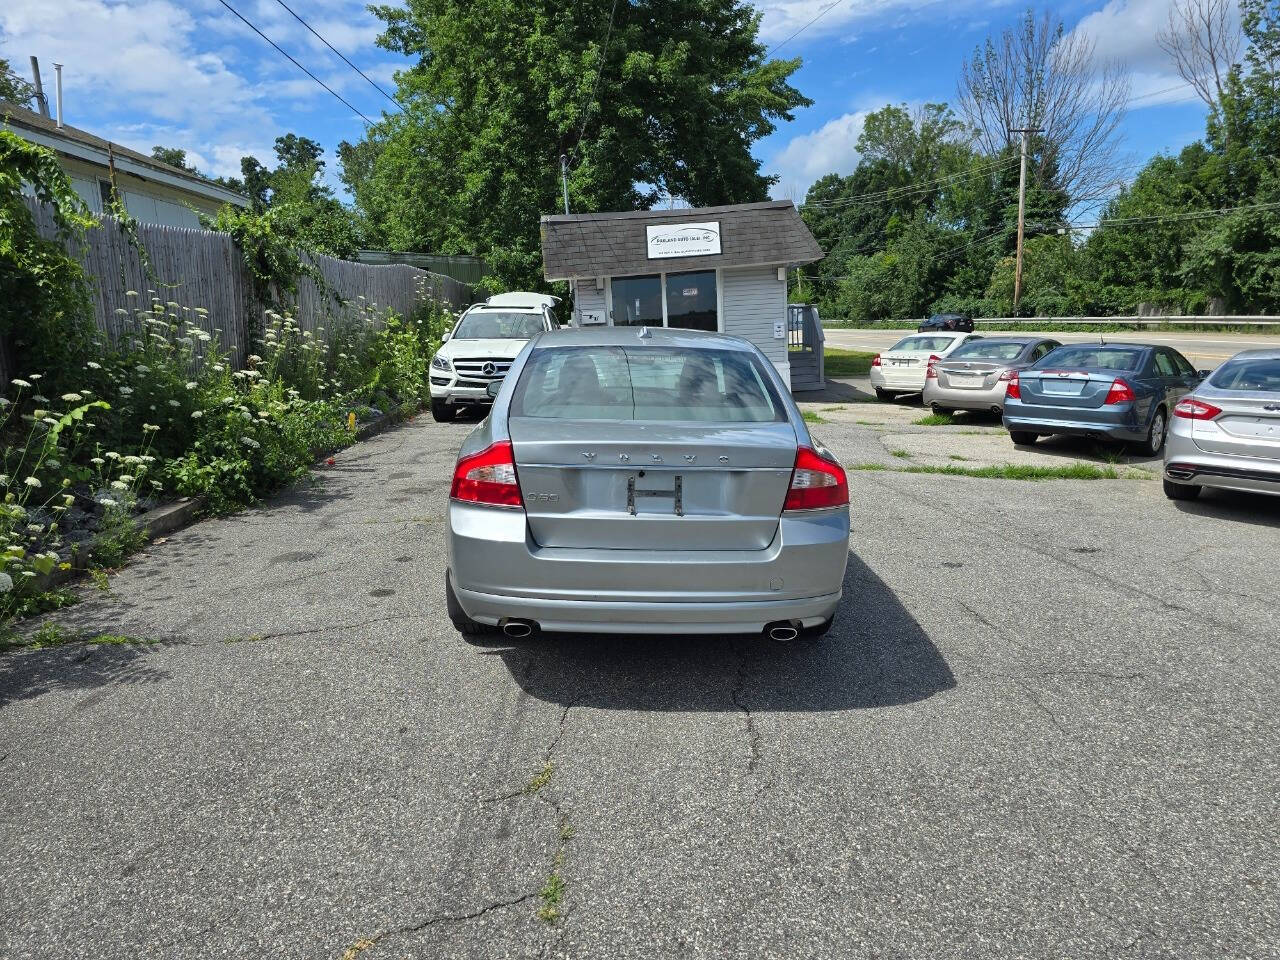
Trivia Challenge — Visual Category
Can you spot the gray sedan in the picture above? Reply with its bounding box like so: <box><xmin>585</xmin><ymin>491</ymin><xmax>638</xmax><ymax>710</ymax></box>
<box><xmin>923</xmin><ymin>337</ymin><xmax>1061</xmax><ymax>415</ymax></box>
<box><xmin>445</xmin><ymin>326</ymin><xmax>850</xmax><ymax>641</ymax></box>
<box><xmin>1003</xmin><ymin>343</ymin><xmax>1204</xmax><ymax>456</ymax></box>
<box><xmin>1164</xmin><ymin>349</ymin><xmax>1280</xmax><ymax>500</ymax></box>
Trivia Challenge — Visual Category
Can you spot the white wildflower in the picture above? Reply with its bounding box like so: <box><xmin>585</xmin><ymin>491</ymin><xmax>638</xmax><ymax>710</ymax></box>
<box><xmin>45</xmin><ymin>459</ymin><xmax>60</xmax><ymax>469</ymax></box>
<box><xmin>28</xmin><ymin>374</ymin><xmax>42</xmax><ymax>380</ymax></box>
<box><xmin>118</xmin><ymin>386</ymin><xmax>134</xmax><ymax>396</ymax></box>
<box><xmin>123</xmin><ymin>456</ymin><xmax>142</xmax><ymax>465</ymax></box>
<box><xmin>142</xmin><ymin>423</ymin><xmax>160</xmax><ymax>432</ymax></box>
<box><xmin>10</xmin><ymin>378</ymin><xmax>31</xmax><ymax>388</ymax></box>
<box><xmin>140</xmin><ymin>456</ymin><xmax>156</xmax><ymax>463</ymax></box>
<box><xmin>126</xmin><ymin>290</ymin><xmax>138</xmax><ymax>297</ymax></box>
<box><xmin>24</xmin><ymin>477</ymin><xmax>41</xmax><ymax>488</ymax></box>
<box><xmin>0</xmin><ymin>572</ymin><xmax>11</xmax><ymax>593</ymax></box>
<box><xmin>135</xmin><ymin>364</ymin><xmax>150</xmax><ymax>373</ymax></box>
<box><xmin>61</xmin><ymin>392</ymin><xmax>83</xmax><ymax>402</ymax></box>
<box><xmin>118</xmin><ymin>474</ymin><xmax>135</xmax><ymax>483</ymax></box>
<box><xmin>110</xmin><ymin>480</ymin><xmax>128</xmax><ymax>491</ymax></box>
<box><xmin>90</xmin><ymin>457</ymin><xmax>105</xmax><ymax>465</ymax></box>
<box><xmin>41</xmin><ymin>417</ymin><xmax>58</xmax><ymax>426</ymax></box>
<box><xmin>212</xmin><ymin>364</ymin><xmax>224</xmax><ymax>372</ymax></box>
<box><xmin>191</xmin><ymin>410</ymin><xmax>204</xmax><ymax>419</ymax></box>
<box><xmin>185</xmin><ymin>381</ymin><xmax>197</xmax><ymax>390</ymax></box>
<box><xmin>33</xmin><ymin>395</ymin><xmax>49</xmax><ymax>403</ymax></box>
<box><xmin>105</xmin><ymin>452</ymin><xmax>121</xmax><ymax>460</ymax></box>
<box><xmin>240</xmin><ymin>436</ymin><xmax>261</xmax><ymax>449</ymax></box>
<box><xmin>86</xmin><ymin>361</ymin><xmax>102</xmax><ymax>370</ymax></box>
<box><xmin>97</xmin><ymin>496</ymin><xmax>118</xmax><ymax>507</ymax></box>
<box><xmin>168</xmin><ymin>400</ymin><xmax>180</xmax><ymax>407</ymax></box>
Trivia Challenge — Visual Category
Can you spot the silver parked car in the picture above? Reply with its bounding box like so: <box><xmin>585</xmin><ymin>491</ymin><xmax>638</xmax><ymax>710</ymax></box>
<box><xmin>1163</xmin><ymin>349</ymin><xmax>1280</xmax><ymax>500</ymax></box>
<box><xmin>445</xmin><ymin>327</ymin><xmax>850</xmax><ymax>640</ymax></box>
<box><xmin>923</xmin><ymin>337</ymin><xmax>1060</xmax><ymax>415</ymax></box>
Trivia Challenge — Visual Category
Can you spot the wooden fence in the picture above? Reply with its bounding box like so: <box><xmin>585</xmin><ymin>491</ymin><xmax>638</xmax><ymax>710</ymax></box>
<box><xmin>9</xmin><ymin>197</ymin><xmax>472</xmax><ymax>379</ymax></box>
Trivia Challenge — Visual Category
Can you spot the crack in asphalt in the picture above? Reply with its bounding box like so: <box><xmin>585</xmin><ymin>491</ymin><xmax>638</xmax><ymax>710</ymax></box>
<box><xmin>340</xmin><ymin>893</ymin><xmax>538</xmax><ymax>958</ymax></box>
<box><xmin>729</xmin><ymin>638</ymin><xmax>761</xmax><ymax>777</ymax></box>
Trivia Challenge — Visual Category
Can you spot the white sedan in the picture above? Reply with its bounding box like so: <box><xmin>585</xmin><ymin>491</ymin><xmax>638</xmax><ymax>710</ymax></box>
<box><xmin>869</xmin><ymin>332</ymin><xmax>983</xmax><ymax>400</ymax></box>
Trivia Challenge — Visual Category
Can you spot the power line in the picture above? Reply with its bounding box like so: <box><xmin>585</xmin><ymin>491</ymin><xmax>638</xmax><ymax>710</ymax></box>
<box><xmin>764</xmin><ymin>0</ymin><xmax>850</xmax><ymax>57</ymax></box>
<box><xmin>800</xmin><ymin>155</ymin><xmax>1021</xmax><ymax>210</ymax></box>
<box><xmin>567</xmin><ymin>0</ymin><xmax>621</xmax><ymax>167</ymax></box>
<box><xmin>214</xmin><ymin>0</ymin><xmax>373</xmax><ymax>126</ymax></box>
<box><xmin>270</xmin><ymin>0</ymin><xmax>402</xmax><ymax>112</ymax></box>
<box><xmin>1067</xmin><ymin>199</ymin><xmax>1280</xmax><ymax>231</ymax></box>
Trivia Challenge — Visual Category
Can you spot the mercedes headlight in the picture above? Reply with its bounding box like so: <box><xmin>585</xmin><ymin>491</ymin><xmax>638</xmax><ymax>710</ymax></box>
<box><xmin>431</xmin><ymin>354</ymin><xmax>452</xmax><ymax>371</ymax></box>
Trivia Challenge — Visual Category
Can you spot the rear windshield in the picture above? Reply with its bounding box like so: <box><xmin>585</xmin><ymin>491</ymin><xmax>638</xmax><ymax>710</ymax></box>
<box><xmin>453</xmin><ymin>311</ymin><xmax>544</xmax><ymax>339</ymax></box>
<box><xmin>1208</xmin><ymin>357</ymin><xmax>1280</xmax><ymax>391</ymax></box>
<box><xmin>948</xmin><ymin>341</ymin><xmax>1027</xmax><ymax>361</ymax></box>
<box><xmin>1037</xmin><ymin>345</ymin><xmax>1145</xmax><ymax>371</ymax></box>
<box><xmin>890</xmin><ymin>335</ymin><xmax>959</xmax><ymax>352</ymax></box>
<box><xmin>510</xmin><ymin>346</ymin><xmax>786</xmax><ymax>422</ymax></box>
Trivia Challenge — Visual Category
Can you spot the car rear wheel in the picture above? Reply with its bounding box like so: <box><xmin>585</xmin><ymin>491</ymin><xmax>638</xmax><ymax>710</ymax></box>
<box><xmin>1138</xmin><ymin>408</ymin><xmax>1167</xmax><ymax>457</ymax></box>
<box><xmin>446</xmin><ymin>573</ymin><xmax>491</xmax><ymax>636</ymax></box>
<box><xmin>1009</xmin><ymin>430</ymin><xmax>1038</xmax><ymax>445</ymax></box>
<box><xmin>1163</xmin><ymin>478</ymin><xmax>1202</xmax><ymax>501</ymax></box>
<box><xmin>431</xmin><ymin>399</ymin><xmax>455</xmax><ymax>422</ymax></box>
<box><xmin>874</xmin><ymin>388</ymin><xmax>894</xmax><ymax>402</ymax></box>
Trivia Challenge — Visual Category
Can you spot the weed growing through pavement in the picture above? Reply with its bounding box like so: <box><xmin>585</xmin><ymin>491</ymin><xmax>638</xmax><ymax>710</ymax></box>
<box><xmin>526</xmin><ymin>761</ymin><xmax>554</xmax><ymax>794</ymax></box>
<box><xmin>913</xmin><ymin>413</ymin><xmax>956</xmax><ymax>426</ymax></box>
<box><xmin>891</xmin><ymin>449</ymin><xmax>912</xmax><ymax>459</ymax></box>
<box><xmin>801</xmin><ymin>410</ymin><xmax>828</xmax><ymax>424</ymax></box>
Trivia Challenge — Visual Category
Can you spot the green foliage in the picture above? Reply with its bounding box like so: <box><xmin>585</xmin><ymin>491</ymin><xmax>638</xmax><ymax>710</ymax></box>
<box><xmin>0</xmin><ymin>58</ymin><xmax>37</xmax><ymax>108</ymax></box>
<box><xmin>150</xmin><ymin>146</ymin><xmax>199</xmax><ymax>173</ymax></box>
<box><xmin>343</xmin><ymin>0</ymin><xmax>810</xmax><ymax>289</ymax></box>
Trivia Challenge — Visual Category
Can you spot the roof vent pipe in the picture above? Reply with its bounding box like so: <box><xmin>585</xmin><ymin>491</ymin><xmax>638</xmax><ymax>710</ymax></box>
<box><xmin>53</xmin><ymin>62</ymin><xmax>63</xmax><ymax>128</ymax></box>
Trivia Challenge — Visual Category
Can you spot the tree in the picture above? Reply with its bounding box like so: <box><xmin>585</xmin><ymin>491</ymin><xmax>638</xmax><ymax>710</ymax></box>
<box><xmin>1157</xmin><ymin>0</ymin><xmax>1243</xmax><ymax>133</ymax></box>
<box><xmin>150</xmin><ymin>146</ymin><xmax>199</xmax><ymax>173</ymax></box>
<box><xmin>957</xmin><ymin>9</ymin><xmax>1130</xmax><ymax>206</ymax></box>
<box><xmin>344</xmin><ymin>0</ymin><xmax>811</xmax><ymax>288</ymax></box>
<box><xmin>0</xmin><ymin>57</ymin><xmax>36</xmax><ymax>109</ymax></box>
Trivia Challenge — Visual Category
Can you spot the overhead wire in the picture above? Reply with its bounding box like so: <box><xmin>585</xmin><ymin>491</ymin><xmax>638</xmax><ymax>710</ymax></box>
<box><xmin>269</xmin><ymin>0</ymin><xmax>402</xmax><ymax>112</ymax></box>
<box><xmin>214</xmin><ymin>0</ymin><xmax>373</xmax><ymax>126</ymax></box>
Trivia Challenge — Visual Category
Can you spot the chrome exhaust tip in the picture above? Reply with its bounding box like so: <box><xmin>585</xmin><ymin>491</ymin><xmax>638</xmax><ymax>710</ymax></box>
<box><xmin>500</xmin><ymin>619</ymin><xmax>535</xmax><ymax>638</ymax></box>
<box><xmin>765</xmin><ymin>621</ymin><xmax>800</xmax><ymax>642</ymax></box>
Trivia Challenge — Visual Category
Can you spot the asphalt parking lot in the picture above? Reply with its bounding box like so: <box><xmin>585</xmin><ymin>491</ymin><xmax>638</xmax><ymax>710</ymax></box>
<box><xmin>2</xmin><ymin>407</ymin><xmax>1278</xmax><ymax>959</ymax></box>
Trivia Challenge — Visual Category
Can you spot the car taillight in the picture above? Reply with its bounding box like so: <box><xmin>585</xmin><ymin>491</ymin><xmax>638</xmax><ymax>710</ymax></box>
<box><xmin>1173</xmin><ymin>398</ymin><xmax>1222</xmax><ymax>420</ymax></box>
<box><xmin>871</xmin><ymin>354</ymin><xmax>881</xmax><ymax>368</ymax></box>
<box><xmin>1004</xmin><ymin>371</ymin><xmax>1021</xmax><ymax>399</ymax></box>
<box><xmin>1104</xmin><ymin>378</ymin><xmax>1135</xmax><ymax>404</ymax></box>
<box><xmin>925</xmin><ymin>354</ymin><xmax>941</xmax><ymax>379</ymax></box>
<box><xmin>450</xmin><ymin>440</ymin><xmax>523</xmax><ymax>507</ymax></box>
<box><xmin>784</xmin><ymin>446</ymin><xmax>848</xmax><ymax>511</ymax></box>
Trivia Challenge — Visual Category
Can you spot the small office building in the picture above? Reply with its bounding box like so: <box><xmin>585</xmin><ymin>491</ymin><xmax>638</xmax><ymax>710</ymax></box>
<box><xmin>540</xmin><ymin>201</ymin><xmax>825</xmax><ymax>390</ymax></box>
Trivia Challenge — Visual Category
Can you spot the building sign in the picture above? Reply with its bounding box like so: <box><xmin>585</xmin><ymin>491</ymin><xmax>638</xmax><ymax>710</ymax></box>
<box><xmin>646</xmin><ymin>221</ymin><xmax>721</xmax><ymax>259</ymax></box>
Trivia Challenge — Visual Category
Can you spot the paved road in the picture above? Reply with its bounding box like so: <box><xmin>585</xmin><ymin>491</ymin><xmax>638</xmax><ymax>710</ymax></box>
<box><xmin>824</xmin><ymin>327</ymin><xmax>1279</xmax><ymax>369</ymax></box>
<box><xmin>2</xmin><ymin>414</ymin><xmax>1277</xmax><ymax>959</ymax></box>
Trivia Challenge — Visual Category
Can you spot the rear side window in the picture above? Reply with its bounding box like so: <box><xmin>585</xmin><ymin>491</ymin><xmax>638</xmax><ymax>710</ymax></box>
<box><xmin>1037</xmin><ymin>345</ymin><xmax>1145</xmax><ymax>371</ymax></box>
<box><xmin>891</xmin><ymin>336</ymin><xmax>957</xmax><ymax>352</ymax></box>
<box><xmin>510</xmin><ymin>346</ymin><xmax>786</xmax><ymax>422</ymax></box>
<box><xmin>948</xmin><ymin>341</ymin><xmax>1026</xmax><ymax>361</ymax></box>
<box><xmin>1209</xmin><ymin>357</ymin><xmax>1280</xmax><ymax>391</ymax></box>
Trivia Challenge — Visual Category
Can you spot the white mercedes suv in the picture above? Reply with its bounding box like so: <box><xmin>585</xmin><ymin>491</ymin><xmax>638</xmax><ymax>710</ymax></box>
<box><xmin>430</xmin><ymin>294</ymin><xmax>559</xmax><ymax>421</ymax></box>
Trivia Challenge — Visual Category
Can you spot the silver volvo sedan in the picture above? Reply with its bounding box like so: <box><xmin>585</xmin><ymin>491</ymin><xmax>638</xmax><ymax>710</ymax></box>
<box><xmin>1163</xmin><ymin>349</ymin><xmax>1280</xmax><ymax>500</ymax></box>
<box><xmin>445</xmin><ymin>327</ymin><xmax>850</xmax><ymax>641</ymax></box>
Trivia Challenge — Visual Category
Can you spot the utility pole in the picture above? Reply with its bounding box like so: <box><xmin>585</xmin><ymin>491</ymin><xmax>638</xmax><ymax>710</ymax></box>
<box><xmin>1009</xmin><ymin>126</ymin><xmax>1041</xmax><ymax>315</ymax></box>
<box><xmin>559</xmin><ymin>154</ymin><xmax>570</xmax><ymax>215</ymax></box>
<box><xmin>29</xmin><ymin>56</ymin><xmax>50</xmax><ymax>119</ymax></box>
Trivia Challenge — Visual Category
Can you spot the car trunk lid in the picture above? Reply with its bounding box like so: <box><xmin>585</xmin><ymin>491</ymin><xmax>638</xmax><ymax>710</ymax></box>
<box><xmin>1016</xmin><ymin>368</ymin><xmax>1119</xmax><ymax>408</ymax></box>
<box><xmin>936</xmin><ymin>360</ymin><xmax>1003</xmax><ymax>389</ymax></box>
<box><xmin>1192</xmin><ymin>393</ymin><xmax>1280</xmax><ymax>461</ymax></box>
<box><xmin>508</xmin><ymin>418</ymin><xmax>798</xmax><ymax>550</ymax></box>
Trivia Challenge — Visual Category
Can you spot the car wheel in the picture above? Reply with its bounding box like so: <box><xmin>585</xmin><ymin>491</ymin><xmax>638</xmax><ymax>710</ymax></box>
<box><xmin>1139</xmin><ymin>408</ymin><xmax>1167</xmax><ymax>457</ymax></box>
<box><xmin>874</xmin><ymin>388</ymin><xmax>894</xmax><ymax>402</ymax></box>
<box><xmin>1009</xmin><ymin>430</ymin><xmax>1038</xmax><ymax>445</ymax></box>
<box><xmin>431</xmin><ymin>399</ymin><xmax>455</xmax><ymax>422</ymax></box>
<box><xmin>1163</xmin><ymin>478</ymin><xmax>1202</xmax><ymax>501</ymax></box>
<box><xmin>446</xmin><ymin>573</ymin><xmax>491</xmax><ymax>636</ymax></box>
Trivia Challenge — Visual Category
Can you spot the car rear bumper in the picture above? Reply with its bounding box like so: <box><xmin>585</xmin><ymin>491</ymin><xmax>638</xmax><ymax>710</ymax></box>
<box><xmin>446</xmin><ymin>502</ymin><xmax>849</xmax><ymax>633</ymax></box>
<box><xmin>1003</xmin><ymin>399</ymin><xmax>1145</xmax><ymax>441</ymax></box>
<box><xmin>1164</xmin><ymin>434</ymin><xmax>1280</xmax><ymax>497</ymax></box>
<box><xmin>923</xmin><ymin>380</ymin><xmax>1006</xmax><ymax>410</ymax></box>
<box><xmin>870</xmin><ymin>367</ymin><xmax>926</xmax><ymax>392</ymax></box>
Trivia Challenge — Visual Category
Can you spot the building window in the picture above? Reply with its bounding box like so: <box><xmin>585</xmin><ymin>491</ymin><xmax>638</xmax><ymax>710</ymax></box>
<box><xmin>664</xmin><ymin>270</ymin><xmax>717</xmax><ymax>331</ymax></box>
<box><xmin>99</xmin><ymin>179</ymin><xmax>113</xmax><ymax>208</ymax></box>
<box><xmin>610</xmin><ymin>274</ymin><xmax>661</xmax><ymax>326</ymax></box>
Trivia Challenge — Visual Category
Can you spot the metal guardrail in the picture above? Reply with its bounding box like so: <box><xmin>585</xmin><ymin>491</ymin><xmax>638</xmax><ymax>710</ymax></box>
<box><xmin>975</xmin><ymin>316</ymin><xmax>1280</xmax><ymax>328</ymax></box>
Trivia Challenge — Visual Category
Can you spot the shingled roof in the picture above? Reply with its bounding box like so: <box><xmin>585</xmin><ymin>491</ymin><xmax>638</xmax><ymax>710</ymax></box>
<box><xmin>540</xmin><ymin>200</ymin><xmax>824</xmax><ymax>281</ymax></box>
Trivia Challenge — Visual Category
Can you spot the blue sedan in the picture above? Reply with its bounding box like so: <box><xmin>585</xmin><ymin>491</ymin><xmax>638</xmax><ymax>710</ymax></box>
<box><xmin>1003</xmin><ymin>343</ymin><xmax>1205</xmax><ymax>456</ymax></box>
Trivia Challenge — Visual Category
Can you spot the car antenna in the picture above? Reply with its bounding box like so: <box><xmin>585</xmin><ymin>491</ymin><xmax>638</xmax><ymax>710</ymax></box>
<box><xmin>638</xmin><ymin>325</ymin><xmax>651</xmax><ymax>339</ymax></box>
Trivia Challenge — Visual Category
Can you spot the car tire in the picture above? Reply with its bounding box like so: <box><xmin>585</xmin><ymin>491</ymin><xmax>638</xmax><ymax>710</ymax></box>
<box><xmin>1163</xmin><ymin>478</ymin><xmax>1202</xmax><ymax>501</ymax></box>
<box><xmin>874</xmin><ymin>388</ymin><xmax>894</xmax><ymax>402</ymax></box>
<box><xmin>431</xmin><ymin>399</ymin><xmax>455</xmax><ymax>422</ymax></box>
<box><xmin>1009</xmin><ymin>430</ymin><xmax>1038</xmax><ymax>445</ymax></box>
<box><xmin>1138</xmin><ymin>407</ymin><xmax>1167</xmax><ymax>457</ymax></box>
<box><xmin>446</xmin><ymin>573</ymin><xmax>491</xmax><ymax>636</ymax></box>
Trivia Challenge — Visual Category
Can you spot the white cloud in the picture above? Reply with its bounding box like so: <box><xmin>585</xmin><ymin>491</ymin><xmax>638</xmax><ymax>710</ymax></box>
<box><xmin>766</xmin><ymin>109</ymin><xmax>874</xmax><ymax>200</ymax></box>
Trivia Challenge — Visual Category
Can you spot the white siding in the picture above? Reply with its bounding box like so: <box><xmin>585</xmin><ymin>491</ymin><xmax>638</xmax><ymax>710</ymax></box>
<box><xmin>721</xmin><ymin>266</ymin><xmax>790</xmax><ymax>389</ymax></box>
<box><xmin>572</xmin><ymin>278</ymin><xmax>608</xmax><ymax>326</ymax></box>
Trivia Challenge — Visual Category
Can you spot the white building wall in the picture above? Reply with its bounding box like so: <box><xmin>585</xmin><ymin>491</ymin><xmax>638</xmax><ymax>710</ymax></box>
<box><xmin>721</xmin><ymin>266</ymin><xmax>790</xmax><ymax>389</ymax></box>
<box><xmin>571</xmin><ymin>279</ymin><xmax>607</xmax><ymax>326</ymax></box>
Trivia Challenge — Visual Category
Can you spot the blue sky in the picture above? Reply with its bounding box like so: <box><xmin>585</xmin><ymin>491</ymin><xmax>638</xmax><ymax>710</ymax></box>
<box><xmin>1</xmin><ymin>0</ymin><xmax>1217</xmax><ymax>205</ymax></box>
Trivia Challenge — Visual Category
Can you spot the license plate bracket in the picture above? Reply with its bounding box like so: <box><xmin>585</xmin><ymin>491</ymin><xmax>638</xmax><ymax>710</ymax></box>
<box><xmin>627</xmin><ymin>475</ymin><xmax>683</xmax><ymax>516</ymax></box>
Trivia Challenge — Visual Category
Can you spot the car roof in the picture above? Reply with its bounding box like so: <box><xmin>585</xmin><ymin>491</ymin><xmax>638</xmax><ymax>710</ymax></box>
<box><xmin>485</xmin><ymin>292</ymin><xmax>561</xmax><ymax>309</ymax></box>
<box><xmin>1218</xmin><ymin>348</ymin><xmax>1280</xmax><ymax>360</ymax></box>
<box><xmin>528</xmin><ymin>325</ymin><xmax>755</xmax><ymax>351</ymax></box>
<box><xmin>955</xmin><ymin>336</ymin><xmax>1039</xmax><ymax>345</ymax></box>
<box><xmin>464</xmin><ymin>303</ymin><xmax>542</xmax><ymax>315</ymax></box>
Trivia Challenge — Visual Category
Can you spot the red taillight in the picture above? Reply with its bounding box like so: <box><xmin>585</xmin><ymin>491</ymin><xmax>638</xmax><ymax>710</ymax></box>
<box><xmin>1104</xmin><ymin>378</ymin><xmax>1135</xmax><ymax>405</ymax></box>
<box><xmin>784</xmin><ymin>446</ymin><xmax>848</xmax><ymax>511</ymax></box>
<box><xmin>450</xmin><ymin>440</ymin><xmax>522</xmax><ymax>507</ymax></box>
<box><xmin>871</xmin><ymin>353</ymin><xmax>881</xmax><ymax>368</ymax></box>
<box><xmin>925</xmin><ymin>354</ymin><xmax>941</xmax><ymax>379</ymax></box>
<box><xmin>1173</xmin><ymin>398</ymin><xmax>1222</xmax><ymax>420</ymax></box>
<box><xmin>1004</xmin><ymin>371</ymin><xmax>1021</xmax><ymax>399</ymax></box>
